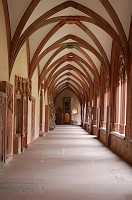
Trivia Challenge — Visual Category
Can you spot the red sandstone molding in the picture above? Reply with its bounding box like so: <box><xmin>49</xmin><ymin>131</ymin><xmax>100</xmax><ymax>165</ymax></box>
<box><xmin>100</xmin><ymin>0</ymin><xmax>127</xmax><ymax>50</ymax></box>
<box><xmin>26</xmin><ymin>39</ymin><xmax>30</xmax><ymax>73</ymax></box>
<box><xmin>43</xmin><ymin>52</ymin><xmax>94</xmax><ymax>88</ymax></box>
<box><xmin>39</xmin><ymin>52</ymin><xmax>97</xmax><ymax>90</ymax></box>
<box><xmin>11</xmin><ymin>0</ymin><xmax>41</xmax><ymax>63</ymax></box>
<box><xmin>79</xmin><ymin>22</ymin><xmax>110</xmax><ymax>71</ymax></box>
<box><xmin>52</xmin><ymin>82</ymin><xmax>83</xmax><ymax>101</ymax></box>
<box><xmin>14</xmin><ymin>16</ymin><xmax>116</xmax><ymax>76</ymax></box>
<box><xmin>29</xmin><ymin>34</ymin><xmax>101</xmax><ymax>91</ymax></box>
<box><xmin>2</xmin><ymin>0</ymin><xmax>11</xmax><ymax>79</ymax></box>
<box><xmin>29</xmin><ymin>21</ymin><xmax>110</xmax><ymax>79</ymax></box>
<box><xmin>29</xmin><ymin>22</ymin><xmax>64</xmax><ymax>77</ymax></box>
<box><xmin>44</xmin><ymin>63</ymin><xmax>90</xmax><ymax>90</ymax></box>
<box><xmin>126</xmin><ymin>17</ymin><xmax>132</xmax><ymax>139</ymax></box>
<box><xmin>53</xmin><ymin>83</ymin><xmax>82</xmax><ymax>104</ymax></box>
<box><xmin>10</xmin><ymin>1</ymin><xmax>123</xmax><ymax>76</ymax></box>
<box><xmin>54</xmin><ymin>86</ymin><xmax>82</xmax><ymax>105</ymax></box>
<box><xmin>48</xmin><ymin>72</ymin><xmax>89</xmax><ymax>99</ymax></box>
<box><xmin>43</xmin><ymin>64</ymin><xmax>91</xmax><ymax>98</ymax></box>
<box><xmin>50</xmin><ymin>77</ymin><xmax>84</xmax><ymax>98</ymax></box>
<box><xmin>41</xmin><ymin>58</ymin><xmax>93</xmax><ymax>93</ymax></box>
<box><xmin>49</xmin><ymin>74</ymin><xmax>84</xmax><ymax>94</ymax></box>
<box><xmin>77</xmin><ymin>47</ymin><xmax>100</xmax><ymax>90</ymax></box>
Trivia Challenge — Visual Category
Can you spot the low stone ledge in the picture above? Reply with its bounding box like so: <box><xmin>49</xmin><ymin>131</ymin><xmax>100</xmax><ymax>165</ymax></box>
<box><xmin>99</xmin><ymin>127</ymin><xmax>106</xmax><ymax>131</ymax></box>
<box><xmin>110</xmin><ymin>131</ymin><xmax>125</xmax><ymax>139</ymax></box>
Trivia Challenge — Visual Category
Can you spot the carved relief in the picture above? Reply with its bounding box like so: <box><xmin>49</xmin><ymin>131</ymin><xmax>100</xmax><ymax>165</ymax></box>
<box><xmin>15</xmin><ymin>75</ymin><xmax>32</xmax><ymax>100</ymax></box>
<box><xmin>14</xmin><ymin>76</ymin><xmax>30</xmax><ymax>153</ymax></box>
<box><xmin>63</xmin><ymin>97</ymin><xmax>71</xmax><ymax>113</ymax></box>
<box><xmin>87</xmin><ymin>107</ymin><xmax>93</xmax><ymax>134</ymax></box>
<box><xmin>0</xmin><ymin>94</ymin><xmax>6</xmax><ymax>162</ymax></box>
<box><xmin>6</xmin><ymin>85</ymin><xmax>13</xmax><ymax>157</ymax></box>
<box><xmin>49</xmin><ymin>104</ymin><xmax>56</xmax><ymax>130</ymax></box>
<box><xmin>0</xmin><ymin>81</ymin><xmax>13</xmax><ymax>161</ymax></box>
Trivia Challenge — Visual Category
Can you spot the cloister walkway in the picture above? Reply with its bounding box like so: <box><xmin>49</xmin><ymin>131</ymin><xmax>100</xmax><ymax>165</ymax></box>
<box><xmin>0</xmin><ymin>125</ymin><xmax>132</xmax><ymax>200</ymax></box>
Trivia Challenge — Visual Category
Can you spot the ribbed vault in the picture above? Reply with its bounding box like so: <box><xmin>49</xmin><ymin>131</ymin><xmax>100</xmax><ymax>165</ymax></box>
<box><xmin>3</xmin><ymin>0</ymin><xmax>131</xmax><ymax>103</ymax></box>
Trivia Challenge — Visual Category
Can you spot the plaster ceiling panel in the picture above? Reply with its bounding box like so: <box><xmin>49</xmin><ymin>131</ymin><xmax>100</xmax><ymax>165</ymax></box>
<box><xmin>44</xmin><ymin>24</ymin><xmax>98</xmax><ymax>50</ymax></box>
<box><xmin>69</xmin><ymin>71</ymin><xmax>84</xmax><ymax>82</ymax></box>
<box><xmin>7</xmin><ymin>0</ymin><xmax>31</xmax><ymax>38</ymax></box>
<box><xmin>39</xmin><ymin>39</ymin><xmax>75</xmax><ymax>55</ymax></box>
<box><xmin>45</xmin><ymin>61</ymin><xmax>84</xmax><ymax>80</ymax></box>
<box><xmin>45</xmin><ymin>62</ymin><xmax>68</xmax><ymax>79</ymax></box>
<box><xmin>23</xmin><ymin>0</ymin><xmax>116</xmax><ymax>32</ymax></box>
<box><xmin>70</xmin><ymin>48</ymin><xmax>90</xmax><ymax>63</ymax></box>
<box><xmin>73</xmin><ymin>0</ymin><xmax>116</xmax><ymax>30</ymax></box>
<box><xmin>109</xmin><ymin>0</ymin><xmax>132</xmax><ymax>38</ymax></box>
<box><xmin>71</xmin><ymin>62</ymin><xmax>94</xmax><ymax>81</ymax></box>
<box><xmin>48</xmin><ymin>48</ymin><xmax>89</xmax><ymax>66</ymax></box>
<box><xmin>50</xmin><ymin>7</ymin><xmax>89</xmax><ymax>18</ymax></box>
<box><xmin>62</xmin><ymin>39</ymin><xmax>76</xmax><ymax>43</ymax></box>
<box><xmin>28</xmin><ymin>22</ymin><xmax>58</xmax><ymax>60</ymax></box>
<box><xmin>83</xmin><ymin>22</ymin><xmax>113</xmax><ymax>61</ymax></box>
<box><xmin>60</xmin><ymin>60</ymin><xmax>93</xmax><ymax>80</ymax></box>
<box><xmin>23</xmin><ymin>0</ymin><xmax>67</xmax><ymax>32</ymax></box>
<box><xmin>81</xmin><ymin>63</ymin><xmax>94</xmax><ymax>81</ymax></box>
<box><xmin>49</xmin><ymin>48</ymin><xmax>71</xmax><ymax>65</ymax></box>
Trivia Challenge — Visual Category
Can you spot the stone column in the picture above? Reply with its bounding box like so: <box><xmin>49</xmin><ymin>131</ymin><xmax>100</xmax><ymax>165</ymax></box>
<box><xmin>45</xmin><ymin>105</ymin><xmax>49</xmax><ymax>132</ymax></box>
<box><xmin>110</xmin><ymin>41</ymin><xmax>120</xmax><ymax>131</ymax></box>
<box><xmin>44</xmin><ymin>90</ymin><xmax>49</xmax><ymax>132</ymax></box>
<box><xmin>126</xmin><ymin>18</ymin><xmax>132</xmax><ymax>141</ymax></box>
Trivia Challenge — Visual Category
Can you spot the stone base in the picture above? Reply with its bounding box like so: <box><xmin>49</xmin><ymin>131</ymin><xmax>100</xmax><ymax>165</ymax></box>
<box><xmin>0</xmin><ymin>161</ymin><xmax>3</xmax><ymax>171</ymax></box>
<box><xmin>5</xmin><ymin>154</ymin><xmax>13</xmax><ymax>164</ymax></box>
<box><xmin>0</xmin><ymin>154</ymin><xmax>13</xmax><ymax>170</ymax></box>
<box><xmin>49</xmin><ymin>126</ymin><xmax>55</xmax><ymax>131</ymax></box>
<box><xmin>13</xmin><ymin>135</ymin><xmax>21</xmax><ymax>154</ymax></box>
<box><xmin>39</xmin><ymin>132</ymin><xmax>46</xmax><ymax>137</ymax></box>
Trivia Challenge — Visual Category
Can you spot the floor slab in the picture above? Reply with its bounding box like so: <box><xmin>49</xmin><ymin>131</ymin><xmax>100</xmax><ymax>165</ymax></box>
<box><xmin>0</xmin><ymin>125</ymin><xmax>132</xmax><ymax>200</ymax></box>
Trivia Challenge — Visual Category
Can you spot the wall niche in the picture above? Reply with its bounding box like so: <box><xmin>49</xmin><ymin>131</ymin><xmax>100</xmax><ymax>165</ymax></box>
<box><xmin>13</xmin><ymin>75</ymin><xmax>32</xmax><ymax>154</ymax></box>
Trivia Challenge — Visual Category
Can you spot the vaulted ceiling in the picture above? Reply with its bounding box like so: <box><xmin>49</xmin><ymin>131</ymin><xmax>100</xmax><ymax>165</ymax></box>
<box><xmin>4</xmin><ymin>0</ymin><xmax>132</xmax><ymax>102</ymax></box>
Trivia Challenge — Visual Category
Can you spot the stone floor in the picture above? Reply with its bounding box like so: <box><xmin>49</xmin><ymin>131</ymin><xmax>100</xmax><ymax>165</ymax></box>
<box><xmin>0</xmin><ymin>125</ymin><xmax>132</xmax><ymax>200</ymax></box>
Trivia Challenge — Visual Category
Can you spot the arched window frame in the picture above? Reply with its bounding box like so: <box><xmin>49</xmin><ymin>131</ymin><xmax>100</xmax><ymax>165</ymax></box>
<box><xmin>115</xmin><ymin>53</ymin><xmax>127</xmax><ymax>134</ymax></box>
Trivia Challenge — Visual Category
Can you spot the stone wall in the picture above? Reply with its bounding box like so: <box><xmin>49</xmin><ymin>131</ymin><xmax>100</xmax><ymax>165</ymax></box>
<box><xmin>110</xmin><ymin>135</ymin><xmax>132</xmax><ymax>164</ymax></box>
<box><xmin>100</xmin><ymin>130</ymin><xmax>107</xmax><ymax>146</ymax></box>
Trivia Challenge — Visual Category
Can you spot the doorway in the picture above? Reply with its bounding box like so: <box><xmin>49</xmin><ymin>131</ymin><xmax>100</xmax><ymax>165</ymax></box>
<box><xmin>63</xmin><ymin>97</ymin><xmax>71</xmax><ymax>124</ymax></box>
